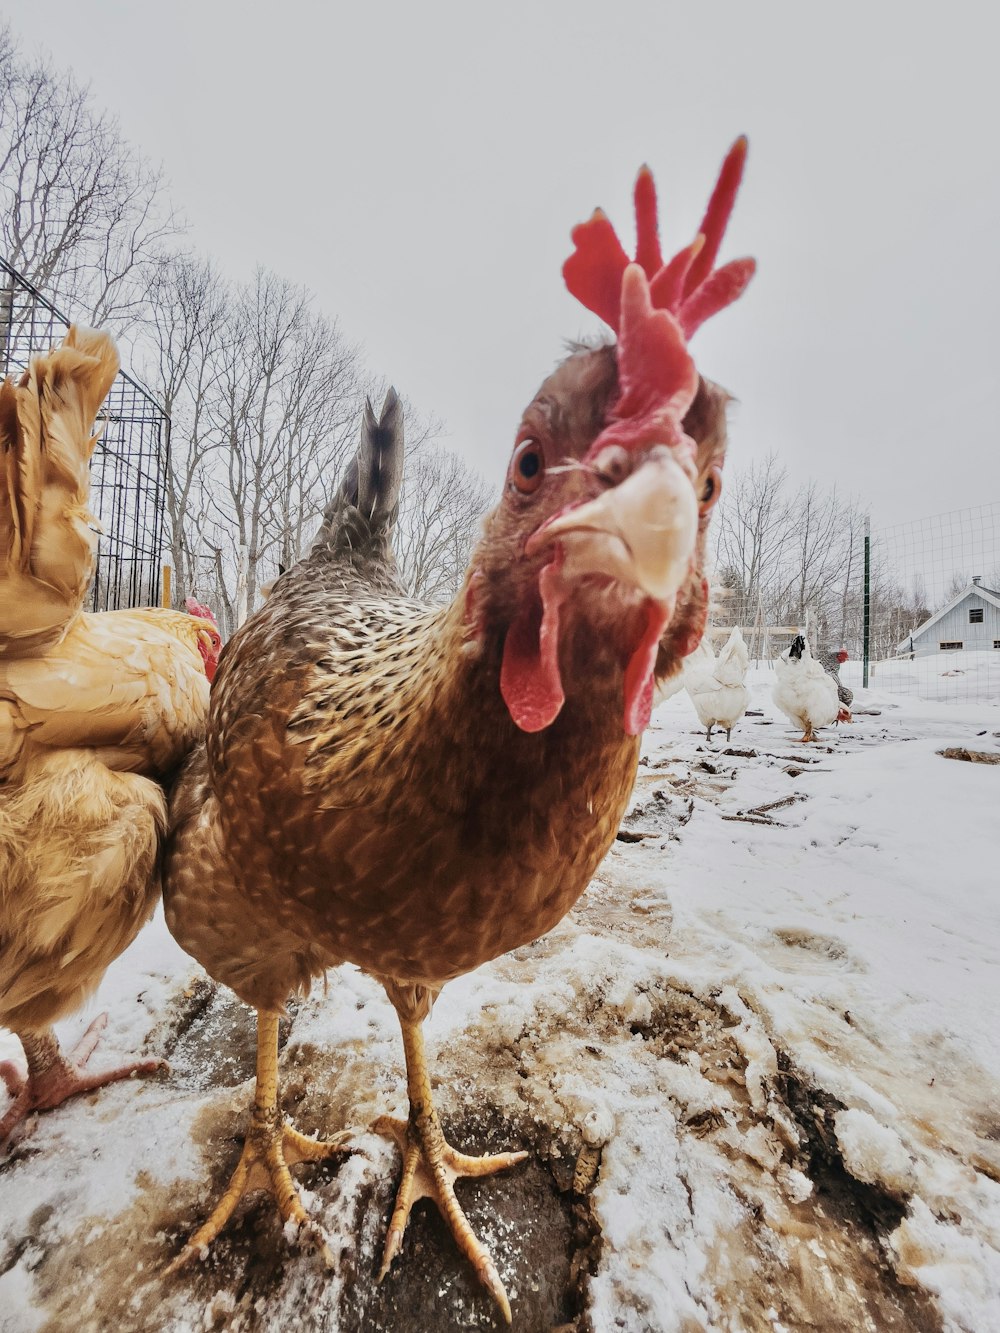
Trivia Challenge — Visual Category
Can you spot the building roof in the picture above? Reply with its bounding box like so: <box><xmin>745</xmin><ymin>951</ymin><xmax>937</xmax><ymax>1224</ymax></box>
<box><xmin>897</xmin><ymin>583</ymin><xmax>1000</xmax><ymax>652</ymax></box>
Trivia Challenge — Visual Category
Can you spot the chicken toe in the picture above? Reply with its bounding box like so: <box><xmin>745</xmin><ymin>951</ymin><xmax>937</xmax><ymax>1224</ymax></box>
<box><xmin>0</xmin><ymin>1015</ymin><xmax>165</xmax><ymax>1149</ymax></box>
<box><xmin>167</xmin><ymin>1011</ymin><xmax>353</xmax><ymax>1273</ymax></box>
<box><xmin>374</xmin><ymin>1018</ymin><xmax>527</xmax><ymax>1323</ymax></box>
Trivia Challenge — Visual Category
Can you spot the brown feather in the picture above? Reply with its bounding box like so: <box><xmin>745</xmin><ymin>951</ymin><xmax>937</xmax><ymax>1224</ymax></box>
<box><xmin>164</xmin><ymin>349</ymin><xmax>728</xmax><ymax>1023</ymax></box>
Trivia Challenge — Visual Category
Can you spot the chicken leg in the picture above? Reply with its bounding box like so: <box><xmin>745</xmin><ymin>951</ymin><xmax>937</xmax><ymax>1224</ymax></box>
<box><xmin>0</xmin><ymin>1014</ymin><xmax>165</xmax><ymax>1148</ymax></box>
<box><xmin>167</xmin><ymin>1010</ymin><xmax>352</xmax><ymax>1272</ymax></box>
<box><xmin>374</xmin><ymin>1017</ymin><xmax>527</xmax><ymax>1324</ymax></box>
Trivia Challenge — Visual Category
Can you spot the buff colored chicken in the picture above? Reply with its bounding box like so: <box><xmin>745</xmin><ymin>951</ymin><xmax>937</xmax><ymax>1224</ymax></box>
<box><xmin>0</xmin><ymin>328</ymin><xmax>220</xmax><ymax>1146</ymax></box>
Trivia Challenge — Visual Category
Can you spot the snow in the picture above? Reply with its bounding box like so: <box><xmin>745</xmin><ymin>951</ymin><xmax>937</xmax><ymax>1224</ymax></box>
<box><xmin>1</xmin><ymin>673</ymin><xmax>999</xmax><ymax>1330</ymax></box>
<box><xmin>842</xmin><ymin>648</ymin><xmax>1000</xmax><ymax>703</ymax></box>
<box><xmin>834</xmin><ymin>1109</ymin><xmax>915</xmax><ymax>1194</ymax></box>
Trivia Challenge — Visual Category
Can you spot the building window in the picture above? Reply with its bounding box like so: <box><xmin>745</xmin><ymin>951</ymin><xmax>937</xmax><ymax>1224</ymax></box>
<box><xmin>995</xmin><ymin>640</ymin><xmax>1000</xmax><ymax>650</ymax></box>
<box><xmin>969</xmin><ymin>608</ymin><xmax>984</xmax><ymax>623</ymax></box>
<box><xmin>940</xmin><ymin>641</ymin><xmax>962</xmax><ymax>650</ymax></box>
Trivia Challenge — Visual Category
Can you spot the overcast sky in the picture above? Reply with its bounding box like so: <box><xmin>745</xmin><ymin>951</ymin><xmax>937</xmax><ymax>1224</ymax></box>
<box><xmin>5</xmin><ymin>0</ymin><xmax>998</xmax><ymax>528</ymax></box>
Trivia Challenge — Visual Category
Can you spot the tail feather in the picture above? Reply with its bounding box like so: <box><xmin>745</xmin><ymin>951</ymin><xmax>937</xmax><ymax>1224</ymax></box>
<box><xmin>0</xmin><ymin>327</ymin><xmax>120</xmax><ymax>656</ymax></box>
<box><xmin>312</xmin><ymin>388</ymin><xmax>405</xmax><ymax>574</ymax></box>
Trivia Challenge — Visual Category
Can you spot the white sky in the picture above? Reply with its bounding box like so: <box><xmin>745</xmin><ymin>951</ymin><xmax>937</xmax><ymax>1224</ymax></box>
<box><xmin>5</xmin><ymin>0</ymin><xmax>999</xmax><ymax>527</ymax></box>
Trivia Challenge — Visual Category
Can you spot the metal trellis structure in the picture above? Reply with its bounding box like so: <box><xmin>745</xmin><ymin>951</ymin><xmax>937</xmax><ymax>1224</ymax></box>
<box><xmin>0</xmin><ymin>256</ymin><xmax>168</xmax><ymax>611</ymax></box>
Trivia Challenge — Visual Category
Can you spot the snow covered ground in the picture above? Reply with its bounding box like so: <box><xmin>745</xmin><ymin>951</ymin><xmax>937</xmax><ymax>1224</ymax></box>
<box><xmin>842</xmin><ymin>649</ymin><xmax>1000</xmax><ymax>705</ymax></box>
<box><xmin>1</xmin><ymin>673</ymin><xmax>998</xmax><ymax>1332</ymax></box>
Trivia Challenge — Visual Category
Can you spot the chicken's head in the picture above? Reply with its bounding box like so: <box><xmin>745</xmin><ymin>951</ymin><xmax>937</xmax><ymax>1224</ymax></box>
<box><xmin>185</xmin><ymin>596</ymin><xmax>222</xmax><ymax>682</ymax></box>
<box><xmin>468</xmin><ymin>142</ymin><xmax>754</xmax><ymax>737</ymax></box>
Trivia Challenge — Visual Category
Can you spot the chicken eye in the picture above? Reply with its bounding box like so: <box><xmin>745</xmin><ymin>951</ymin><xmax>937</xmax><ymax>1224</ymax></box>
<box><xmin>699</xmin><ymin>467</ymin><xmax>722</xmax><ymax>512</ymax></box>
<box><xmin>509</xmin><ymin>439</ymin><xmax>545</xmax><ymax>494</ymax></box>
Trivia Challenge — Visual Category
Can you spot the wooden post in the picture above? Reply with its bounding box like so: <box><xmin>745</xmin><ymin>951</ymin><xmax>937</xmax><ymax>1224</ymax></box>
<box><xmin>162</xmin><ymin>564</ymin><xmax>172</xmax><ymax>609</ymax></box>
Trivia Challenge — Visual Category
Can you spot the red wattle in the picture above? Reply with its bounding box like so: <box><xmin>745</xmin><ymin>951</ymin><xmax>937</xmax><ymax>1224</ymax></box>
<box><xmin>623</xmin><ymin>599</ymin><xmax>673</xmax><ymax>736</ymax></box>
<box><xmin>677</xmin><ymin>578</ymin><xmax>710</xmax><ymax>658</ymax></box>
<box><xmin>500</xmin><ymin>552</ymin><xmax>567</xmax><ymax>733</ymax></box>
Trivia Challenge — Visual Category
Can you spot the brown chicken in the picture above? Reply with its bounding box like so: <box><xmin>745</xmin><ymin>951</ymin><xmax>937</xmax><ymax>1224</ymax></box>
<box><xmin>0</xmin><ymin>328</ymin><xmax>221</xmax><ymax>1145</ymax></box>
<box><xmin>163</xmin><ymin>142</ymin><xmax>755</xmax><ymax>1319</ymax></box>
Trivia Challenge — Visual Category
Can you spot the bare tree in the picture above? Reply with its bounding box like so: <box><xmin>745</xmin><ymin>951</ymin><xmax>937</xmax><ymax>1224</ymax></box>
<box><xmin>141</xmin><ymin>268</ymin><xmax>367</xmax><ymax>631</ymax></box>
<box><xmin>201</xmin><ymin>269</ymin><xmax>365</xmax><ymax>618</ymax></box>
<box><xmin>714</xmin><ymin>458</ymin><xmax>871</xmax><ymax>655</ymax></box>
<box><xmin>139</xmin><ymin>252</ymin><xmax>231</xmax><ymax>607</ymax></box>
<box><xmin>714</xmin><ymin>453</ymin><xmax>792</xmax><ymax>630</ymax></box>
<box><xmin>395</xmin><ymin>447</ymin><xmax>492</xmax><ymax>602</ymax></box>
<box><xmin>1</xmin><ymin>22</ymin><xmax>482</xmax><ymax>635</ymax></box>
<box><xmin>0</xmin><ymin>22</ymin><xmax>178</xmax><ymax>331</ymax></box>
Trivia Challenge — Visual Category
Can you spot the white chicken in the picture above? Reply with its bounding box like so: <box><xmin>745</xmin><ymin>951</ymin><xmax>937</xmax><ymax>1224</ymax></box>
<box><xmin>772</xmin><ymin>634</ymin><xmax>850</xmax><ymax>742</ymax></box>
<box><xmin>685</xmin><ymin>627</ymin><xmax>749</xmax><ymax>741</ymax></box>
<box><xmin>652</xmin><ymin>635</ymin><xmax>715</xmax><ymax>706</ymax></box>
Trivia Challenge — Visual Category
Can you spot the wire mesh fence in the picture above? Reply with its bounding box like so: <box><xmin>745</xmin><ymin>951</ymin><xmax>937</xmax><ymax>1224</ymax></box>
<box><xmin>857</xmin><ymin>503</ymin><xmax>1000</xmax><ymax>705</ymax></box>
<box><xmin>0</xmin><ymin>256</ymin><xmax>168</xmax><ymax>611</ymax></box>
<box><xmin>707</xmin><ymin>495</ymin><xmax>999</xmax><ymax>706</ymax></box>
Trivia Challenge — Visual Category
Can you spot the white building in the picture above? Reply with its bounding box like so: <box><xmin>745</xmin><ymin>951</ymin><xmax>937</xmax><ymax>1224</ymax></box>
<box><xmin>897</xmin><ymin>577</ymin><xmax>1000</xmax><ymax>656</ymax></box>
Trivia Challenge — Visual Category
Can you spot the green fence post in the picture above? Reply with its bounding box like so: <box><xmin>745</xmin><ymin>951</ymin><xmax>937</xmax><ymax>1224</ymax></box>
<box><xmin>863</xmin><ymin>517</ymin><xmax>871</xmax><ymax>688</ymax></box>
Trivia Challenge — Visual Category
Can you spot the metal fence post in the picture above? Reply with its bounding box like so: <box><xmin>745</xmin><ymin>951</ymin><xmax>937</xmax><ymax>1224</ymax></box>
<box><xmin>863</xmin><ymin>516</ymin><xmax>871</xmax><ymax>688</ymax></box>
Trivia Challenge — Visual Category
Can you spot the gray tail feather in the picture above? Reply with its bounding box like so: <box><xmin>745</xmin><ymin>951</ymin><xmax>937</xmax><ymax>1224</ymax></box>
<box><xmin>313</xmin><ymin>388</ymin><xmax>404</xmax><ymax>562</ymax></box>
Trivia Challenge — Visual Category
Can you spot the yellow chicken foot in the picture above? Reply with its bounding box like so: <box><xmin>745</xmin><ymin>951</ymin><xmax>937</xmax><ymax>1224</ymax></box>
<box><xmin>374</xmin><ymin>1017</ymin><xmax>527</xmax><ymax>1324</ymax></box>
<box><xmin>0</xmin><ymin>1014</ymin><xmax>165</xmax><ymax>1148</ymax></box>
<box><xmin>167</xmin><ymin>1010</ymin><xmax>352</xmax><ymax>1273</ymax></box>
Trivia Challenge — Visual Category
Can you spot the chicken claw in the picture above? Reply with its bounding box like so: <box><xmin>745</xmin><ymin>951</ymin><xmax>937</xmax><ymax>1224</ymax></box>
<box><xmin>374</xmin><ymin>1018</ymin><xmax>527</xmax><ymax>1323</ymax></box>
<box><xmin>167</xmin><ymin>1115</ymin><xmax>352</xmax><ymax>1271</ymax></box>
<box><xmin>0</xmin><ymin>1013</ymin><xmax>165</xmax><ymax>1149</ymax></box>
<box><xmin>167</xmin><ymin>1010</ymin><xmax>352</xmax><ymax>1273</ymax></box>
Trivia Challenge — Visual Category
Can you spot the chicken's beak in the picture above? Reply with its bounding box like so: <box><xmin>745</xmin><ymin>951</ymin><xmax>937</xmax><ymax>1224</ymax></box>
<box><xmin>527</xmin><ymin>448</ymin><xmax>698</xmax><ymax>603</ymax></box>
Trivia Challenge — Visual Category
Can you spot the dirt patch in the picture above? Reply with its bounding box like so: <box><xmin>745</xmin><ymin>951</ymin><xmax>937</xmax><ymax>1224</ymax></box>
<box><xmin>767</xmin><ymin>928</ymin><xmax>865</xmax><ymax>975</ymax></box>
<box><xmin>30</xmin><ymin>1102</ymin><xmax>600</xmax><ymax>1333</ymax></box>
<box><xmin>775</xmin><ymin>1063</ymin><xmax>942</xmax><ymax>1332</ymax></box>
<box><xmin>339</xmin><ymin>1113</ymin><xmax>599</xmax><ymax>1332</ymax></box>
<box><xmin>938</xmin><ymin>747</ymin><xmax>1000</xmax><ymax>765</ymax></box>
<box><xmin>617</xmin><ymin>788</ymin><xmax>693</xmax><ymax>842</ymax></box>
<box><xmin>627</xmin><ymin>985</ymin><xmax>943</xmax><ymax>1333</ymax></box>
<box><xmin>150</xmin><ymin>980</ymin><xmax>299</xmax><ymax>1092</ymax></box>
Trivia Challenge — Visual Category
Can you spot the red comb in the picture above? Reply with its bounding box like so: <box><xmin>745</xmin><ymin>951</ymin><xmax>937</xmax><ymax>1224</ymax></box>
<box><xmin>185</xmin><ymin>596</ymin><xmax>218</xmax><ymax>625</ymax></box>
<box><xmin>585</xmin><ymin>265</ymin><xmax>697</xmax><ymax>459</ymax></box>
<box><xmin>563</xmin><ymin>138</ymin><xmax>756</xmax><ymax>338</ymax></box>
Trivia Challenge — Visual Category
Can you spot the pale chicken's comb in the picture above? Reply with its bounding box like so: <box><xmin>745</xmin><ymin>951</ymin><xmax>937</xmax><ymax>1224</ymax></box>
<box><xmin>185</xmin><ymin>595</ymin><xmax>218</xmax><ymax>626</ymax></box>
<box><xmin>563</xmin><ymin>138</ymin><xmax>756</xmax><ymax>339</ymax></box>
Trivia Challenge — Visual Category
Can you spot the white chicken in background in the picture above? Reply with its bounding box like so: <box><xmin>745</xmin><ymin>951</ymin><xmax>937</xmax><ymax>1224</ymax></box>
<box><xmin>652</xmin><ymin>635</ymin><xmax>715</xmax><ymax>706</ymax></box>
<box><xmin>685</xmin><ymin>627</ymin><xmax>750</xmax><ymax>742</ymax></box>
<box><xmin>772</xmin><ymin>634</ymin><xmax>851</xmax><ymax>742</ymax></box>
